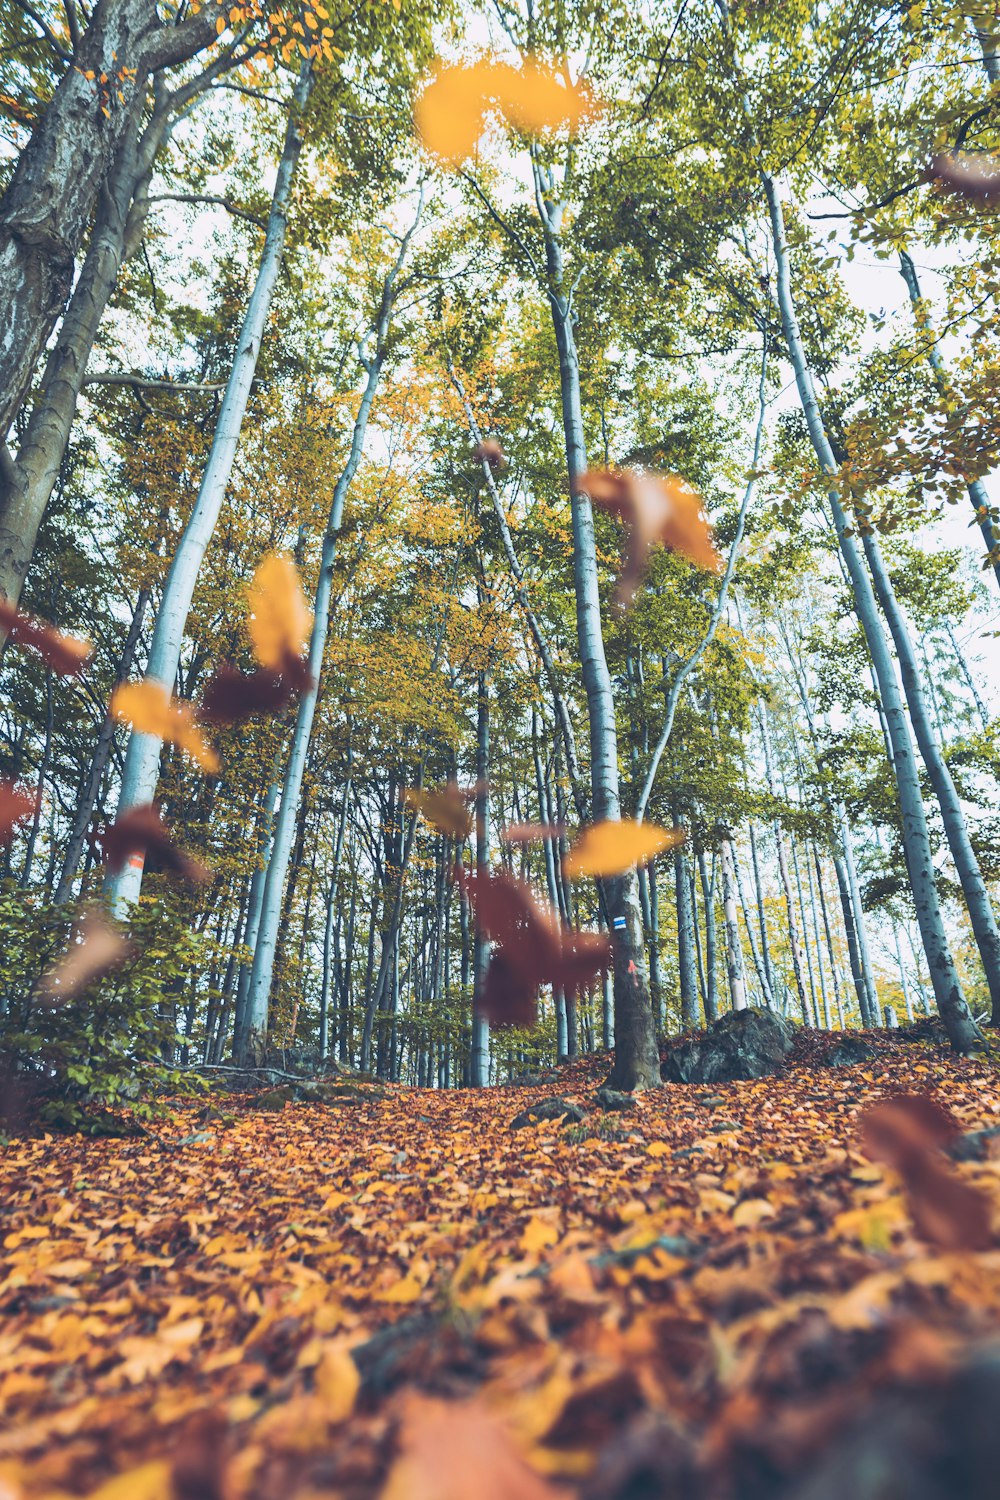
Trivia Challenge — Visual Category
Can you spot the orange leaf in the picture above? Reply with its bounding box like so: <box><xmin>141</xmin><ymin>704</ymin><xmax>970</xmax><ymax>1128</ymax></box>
<box><xmin>248</xmin><ymin>553</ymin><xmax>312</xmax><ymax>671</ymax></box>
<box><xmin>0</xmin><ymin>781</ymin><xmax>38</xmax><ymax>845</ymax></box>
<box><xmin>0</xmin><ymin>598</ymin><xmax>91</xmax><ymax>675</ymax></box>
<box><xmin>381</xmin><ymin>1394</ymin><xmax>561</xmax><ymax>1500</ymax></box>
<box><xmin>415</xmin><ymin>58</ymin><xmax>595</xmax><ymax>167</ymax></box>
<box><xmin>111</xmin><ymin>680</ymin><xmax>219</xmax><ymax>773</ymax></box>
<box><xmin>563</xmin><ymin>819</ymin><xmax>683</xmax><ymax>879</ymax></box>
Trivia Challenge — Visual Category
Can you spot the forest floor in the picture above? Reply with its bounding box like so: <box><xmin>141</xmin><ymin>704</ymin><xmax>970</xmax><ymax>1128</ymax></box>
<box><xmin>2</xmin><ymin>1031</ymin><xmax>1000</xmax><ymax>1500</ymax></box>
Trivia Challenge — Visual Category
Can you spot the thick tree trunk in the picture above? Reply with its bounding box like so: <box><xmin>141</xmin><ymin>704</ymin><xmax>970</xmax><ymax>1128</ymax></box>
<box><xmin>761</xmin><ymin>168</ymin><xmax>979</xmax><ymax>1053</ymax></box>
<box><xmin>106</xmin><ymin>62</ymin><xmax>314</xmax><ymax>912</ymax></box>
<box><xmin>0</xmin><ymin>0</ymin><xmax>219</xmax><ymax>444</ymax></box>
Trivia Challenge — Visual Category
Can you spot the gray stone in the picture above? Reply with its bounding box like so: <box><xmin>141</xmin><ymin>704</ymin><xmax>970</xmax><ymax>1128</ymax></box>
<box><xmin>511</xmin><ymin>1096</ymin><xmax>586</xmax><ymax>1129</ymax></box>
<box><xmin>661</xmin><ymin>1008</ymin><xmax>795</xmax><ymax>1085</ymax></box>
<box><xmin>948</xmin><ymin>1125</ymin><xmax>1000</xmax><ymax>1163</ymax></box>
<box><xmin>822</xmin><ymin>1035</ymin><xmax>878</xmax><ymax>1067</ymax></box>
<box><xmin>595</xmin><ymin>1088</ymin><xmax>636</xmax><ymax>1114</ymax></box>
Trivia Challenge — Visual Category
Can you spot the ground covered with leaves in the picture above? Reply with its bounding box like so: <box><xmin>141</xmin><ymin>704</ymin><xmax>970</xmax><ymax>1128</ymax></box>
<box><xmin>3</xmin><ymin>1031</ymin><xmax>1000</xmax><ymax>1500</ymax></box>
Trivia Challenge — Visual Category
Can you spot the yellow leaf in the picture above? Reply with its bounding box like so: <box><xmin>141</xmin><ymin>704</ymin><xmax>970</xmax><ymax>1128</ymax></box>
<box><xmin>563</xmin><ymin>819</ymin><xmax>684</xmax><ymax>879</ymax></box>
<box><xmin>402</xmin><ymin>784</ymin><xmax>474</xmax><ymax>838</ymax></box>
<box><xmin>321</xmin><ymin>1190</ymin><xmax>349</xmax><ymax>1211</ymax></box>
<box><xmin>313</xmin><ymin>1340</ymin><xmax>359</xmax><ymax>1421</ymax></box>
<box><xmin>732</xmin><ymin>1198</ymin><xmax>776</xmax><ymax>1229</ymax></box>
<box><xmin>375</xmin><ymin>1271</ymin><xmax>426</xmax><ymax>1303</ymax></box>
<box><xmin>247</xmin><ymin>553</ymin><xmax>312</xmax><ymax>670</ymax></box>
<box><xmin>111</xmin><ymin>681</ymin><xmax>219</xmax><ymax>773</ymax></box>
<box><xmin>84</xmin><ymin>1460</ymin><xmax>171</xmax><ymax>1500</ymax></box>
<box><xmin>414</xmin><ymin>58</ymin><xmax>595</xmax><ymax>168</ymax></box>
<box><xmin>646</xmin><ymin>1140</ymin><xmax>671</xmax><ymax>1157</ymax></box>
<box><xmin>519</xmin><ymin>1215</ymin><xmax>560</xmax><ymax>1254</ymax></box>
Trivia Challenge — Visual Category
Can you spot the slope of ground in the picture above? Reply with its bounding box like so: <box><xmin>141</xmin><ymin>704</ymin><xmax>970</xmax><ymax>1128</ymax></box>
<box><xmin>2</xmin><ymin>1031</ymin><xmax>1000</xmax><ymax>1499</ymax></box>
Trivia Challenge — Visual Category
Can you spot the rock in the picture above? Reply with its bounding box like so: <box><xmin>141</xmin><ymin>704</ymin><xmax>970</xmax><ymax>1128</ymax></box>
<box><xmin>821</xmin><ymin>1035</ymin><xmax>878</xmax><ymax>1067</ymax></box>
<box><xmin>595</xmin><ymin>1088</ymin><xmax>636</xmax><ymax>1114</ymax></box>
<box><xmin>505</xmin><ymin>1073</ymin><xmax>546</xmax><ymax>1089</ymax></box>
<box><xmin>694</xmin><ymin>1095</ymin><xmax>728</xmax><ymax>1107</ymax></box>
<box><xmin>176</xmin><ymin>1131</ymin><xmax>215</xmax><ymax>1147</ymax></box>
<box><xmin>511</xmin><ymin>1096</ymin><xmax>586</xmax><ymax>1129</ymax></box>
<box><xmin>661</xmin><ymin>1009</ymin><xmax>795</xmax><ymax>1085</ymax></box>
<box><xmin>948</xmin><ymin>1125</ymin><xmax>1000</xmax><ymax>1163</ymax></box>
<box><xmin>897</xmin><ymin>1015</ymin><xmax>949</xmax><ymax>1045</ymax></box>
<box><xmin>707</xmin><ymin>1119</ymin><xmax>740</xmax><ymax>1133</ymax></box>
<box><xmin>253</xmin><ymin>1086</ymin><xmax>295</xmax><ymax>1112</ymax></box>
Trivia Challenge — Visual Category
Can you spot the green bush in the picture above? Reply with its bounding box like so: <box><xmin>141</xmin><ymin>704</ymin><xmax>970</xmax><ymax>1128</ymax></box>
<box><xmin>0</xmin><ymin>884</ymin><xmax>208</xmax><ymax>1133</ymax></box>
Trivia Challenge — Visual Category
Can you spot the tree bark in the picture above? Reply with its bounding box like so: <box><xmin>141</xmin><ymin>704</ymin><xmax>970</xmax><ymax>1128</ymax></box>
<box><xmin>471</xmin><ymin>670</ymin><xmax>491</xmax><ymax>1086</ymax></box>
<box><xmin>719</xmin><ymin>829</ymin><xmax>748</xmax><ymax>1011</ymax></box>
<box><xmin>106</xmin><ymin>61</ymin><xmax>314</xmax><ymax>913</ymax></box>
<box><xmin>0</xmin><ymin>0</ymin><xmax>221</xmax><ymax>443</ymax></box>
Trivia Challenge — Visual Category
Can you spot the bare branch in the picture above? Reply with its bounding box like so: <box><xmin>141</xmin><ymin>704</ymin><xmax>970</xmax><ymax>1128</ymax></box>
<box><xmin>146</xmin><ymin>191</ymin><xmax>267</xmax><ymax>229</ymax></box>
<box><xmin>83</xmin><ymin>373</ymin><xmax>226</xmax><ymax>392</ymax></box>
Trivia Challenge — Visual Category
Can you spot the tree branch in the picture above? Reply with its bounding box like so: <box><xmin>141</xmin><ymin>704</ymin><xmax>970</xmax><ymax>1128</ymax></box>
<box><xmin>146</xmin><ymin>191</ymin><xmax>267</xmax><ymax>229</ymax></box>
<box><xmin>83</xmin><ymin>373</ymin><xmax>226</xmax><ymax>392</ymax></box>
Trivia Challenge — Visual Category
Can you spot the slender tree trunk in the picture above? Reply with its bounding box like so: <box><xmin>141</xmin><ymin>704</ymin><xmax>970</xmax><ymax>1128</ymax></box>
<box><xmin>733</xmin><ymin>840</ymin><xmax>775</xmax><ymax>1008</ymax></box>
<box><xmin>898</xmin><ymin>249</ymin><xmax>1000</xmax><ymax>591</ymax></box>
<box><xmin>21</xmin><ymin>671</ymin><xmax>53</xmax><ymax>886</ymax></box>
<box><xmin>719</xmin><ymin>829</ymin><xmax>747</xmax><ymax>1012</ymax></box>
<box><xmin>858</xmin><ymin>523</ymin><xmax>1000</xmax><ymax>1022</ymax></box>
<box><xmin>231</xmin><ymin>767</ymin><xmax>281</xmax><ymax>1061</ymax></box>
<box><xmin>471</xmin><ymin>670</ymin><xmax>491</xmax><ymax>1086</ymax></box>
<box><xmin>106</xmin><ymin>62</ymin><xmax>314</xmax><ymax>911</ymax></box>
<box><xmin>675</xmin><ymin>828</ymin><xmax>699</xmax><ymax>1027</ymax></box>
<box><xmin>696</xmin><ymin>848</ymin><xmax>719</xmax><ymax>1022</ymax></box>
<box><xmin>748</xmin><ymin>821</ymin><xmax>776</xmax><ymax>998</ymax></box>
<box><xmin>759</xmin><ymin>166</ymin><xmax>979</xmax><ymax>1053</ymax></box>
<box><xmin>532</xmin><ymin>153</ymin><xmax>659</xmax><ymax>1090</ymax></box>
<box><xmin>55</xmin><ymin>583</ymin><xmax>151</xmax><ymax>901</ymax></box>
<box><xmin>945</xmin><ymin>622</ymin><xmax>990</xmax><ymax>730</ymax></box>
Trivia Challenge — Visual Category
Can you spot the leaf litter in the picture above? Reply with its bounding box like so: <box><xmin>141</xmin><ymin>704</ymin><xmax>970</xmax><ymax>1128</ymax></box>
<box><xmin>1</xmin><ymin>1032</ymin><xmax>999</xmax><ymax>1499</ymax></box>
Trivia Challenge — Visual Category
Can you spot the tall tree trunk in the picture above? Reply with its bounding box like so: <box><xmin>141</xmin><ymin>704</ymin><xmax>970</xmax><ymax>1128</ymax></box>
<box><xmin>231</xmin><ymin>766</ymin><xmax>282</xmax><ymax>1062</ymax></box>
<box><xmin>719</xmin><ymin>829</ymin><xmax>747</xmax><ymax>1012</ymax></box>
<box><xmin>733</xmin><ymin>840</ymin><xmax>775</xmax><ymax>1008</ymax></box>
<box><xmin>106</xmin><ymin>62</ymin><xmax>314</xmax><ymax>911</ymax></box>
<box><xmin>759</xmin><ymin>165</ymin><xmax>979</xmax><ymax>1053</ymax></box>
<box><xmin>858</xmin><ymin>523</ymin><xmax>1000</xmax><ymax>1022</ymax></box>
<box><xmin>898</xmin><ymin>249</ymin><xmax>1000</xmax><ymax>591</ymax></box>
<box><xmin>675</xmin><ymin>825</ymin><xmax>699</xmax><ymax>1027</ymax></box>
<box><xmin>471</xmin><ymin>670</ymin><xmax>491</xmax><ymax>1086</ymax></box>
<box><xmin>55</xmin><ymin>582</ymin><xmax>150</xmax><ymax>901</ymax></box>
<box><xmin>532</xmin><ymin>154</ymin><xmax>658</xmax><ymax>1090</ymax></box>
<box><xmin>696</xmin><ymin>848</ymin><xmax>719</xmax><ymax>1022</ymax></box>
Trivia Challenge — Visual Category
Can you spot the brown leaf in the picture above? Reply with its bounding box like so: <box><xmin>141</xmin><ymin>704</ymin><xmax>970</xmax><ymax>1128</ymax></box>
<box><xmin>403</xmin><ymin>783</ymin><xmax>481</xmax><ymax>840</ymax></box>
<box><xmin>576</xmin><ymin>468</ymin><xmax>720</xmax><ymax>605</ymax></box>
<box><xmin>501</xmin><ymin>822</ymin><xmax>565</xmax><ymax>845</ymax></box>
<box><xmin>96</xmin><ymin>804</ymin><xmax>211</xmax><ymax>886</ymax></box>
<box><xmin>860</xmin><ymin>1095</ymin><xmax>992</xmax><ymax>1252</ymax></box>
<box><xmin>35</xmin><ymin>905</ymin><xmax>136</xmax><ymax>1005</ymax></box>
<box><xmin>473</xmin><ymin>439</ymin><xmax>506</xmax><ymax>469</ymax></box>
<box><xmin>200</xmin><ymin>653</ymin><xmax>313</xmax><ymax>726</ymax></box>
<box><xmin>928</xmin><ymin>151</ymin><xmax>1000</xmax><ymax>205</ymax></box>
<box><xmin>0</xmin><ymin>781</ymin><xmax>38</xmax><ymax>844</ymax></box>
<box><xmin>0</xmin><ymin>598</ymin><xmax>92</xmax><ymax>675</ymax></box>
<box><xmin>455</xmin><ymin>866</ymin><xmax>611</xmax><ymax>1027</ymax></box>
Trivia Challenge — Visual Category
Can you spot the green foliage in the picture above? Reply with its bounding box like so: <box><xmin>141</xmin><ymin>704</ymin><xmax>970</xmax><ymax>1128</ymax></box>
<box><xmin>0</xmin><ymin>889</ymin><xmax>208</xmax><ymax>1133</ymax></box>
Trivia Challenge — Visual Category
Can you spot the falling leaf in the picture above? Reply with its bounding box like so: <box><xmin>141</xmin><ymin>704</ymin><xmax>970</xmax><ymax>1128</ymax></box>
<box><xmin>501</xmin><ymin>822</ymin><xmax>565</xmax><ymax>845</ymax></box>
<box><xmin>0</xmin><ymin>598</ymin><xmax>92</xmax><ymax>675</ymax></box>
<box><xmin>576</xmin><ymin>468</ymin><xmax>720</xmax><ymax>605</ymax></box>
<box><xmin>381</xmin><ymin>1394</ymin><xmax>561</xmax><ymax>1500</ymax></box>
<box><xmin>860</xmin><ymin>1095</ymin><xmax>993</xmax><ymax>1252</ymax></box>
<box><xmin>35</xmin><ymin>905</ymin><xmax>136</xmax><ymax>1005</ymax></box>
<box><xmin>404</xmin><ymin>783</ymin><xmax>480</xmax><ymax>839</ymax></box>
<box><xmin>928</xmin><ymin>150</ymin><xmax>1000</xmax><ymax>206</ymax></box>
<box><xmin>473</xmin><ymin>438</ymin><xmax>506</xmax><ymax>469</ymax></box>
<box><xmin>200</xmin><ymin>654</ymin><xmax>313</xmax><ymax>726</ymax></box>
<box><xmin>563</xmin><ymin>819</ymin><xmax>683</xmax><ymax>879</ymax></box>
<box><xmin>247</xmin><ymin>553</ymin><xmax>313</xmax><ymax>671</ymax></box>
<box><xmin>415</xmin><ymin>57</ymin><xmax>595</xmax><ymax>167</ymax></box>
<box><xmin>111</xmin><ymin>681</ymin><xmax>220</xmax><ymax>773</ymax></box>
<box><xmin>0</xmin><ymin>781</ymin><xmax>38</xmax><ymax>844</ymax></box>
<box><xmin>96</xmin><ymin>804</ymin><xmax>212</xmax><ymax>886</ymax></box>
<box><xmin>455</xmin><ymin>865</ymin><xmax>611</xmax><ymax>1028</ymax></box>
